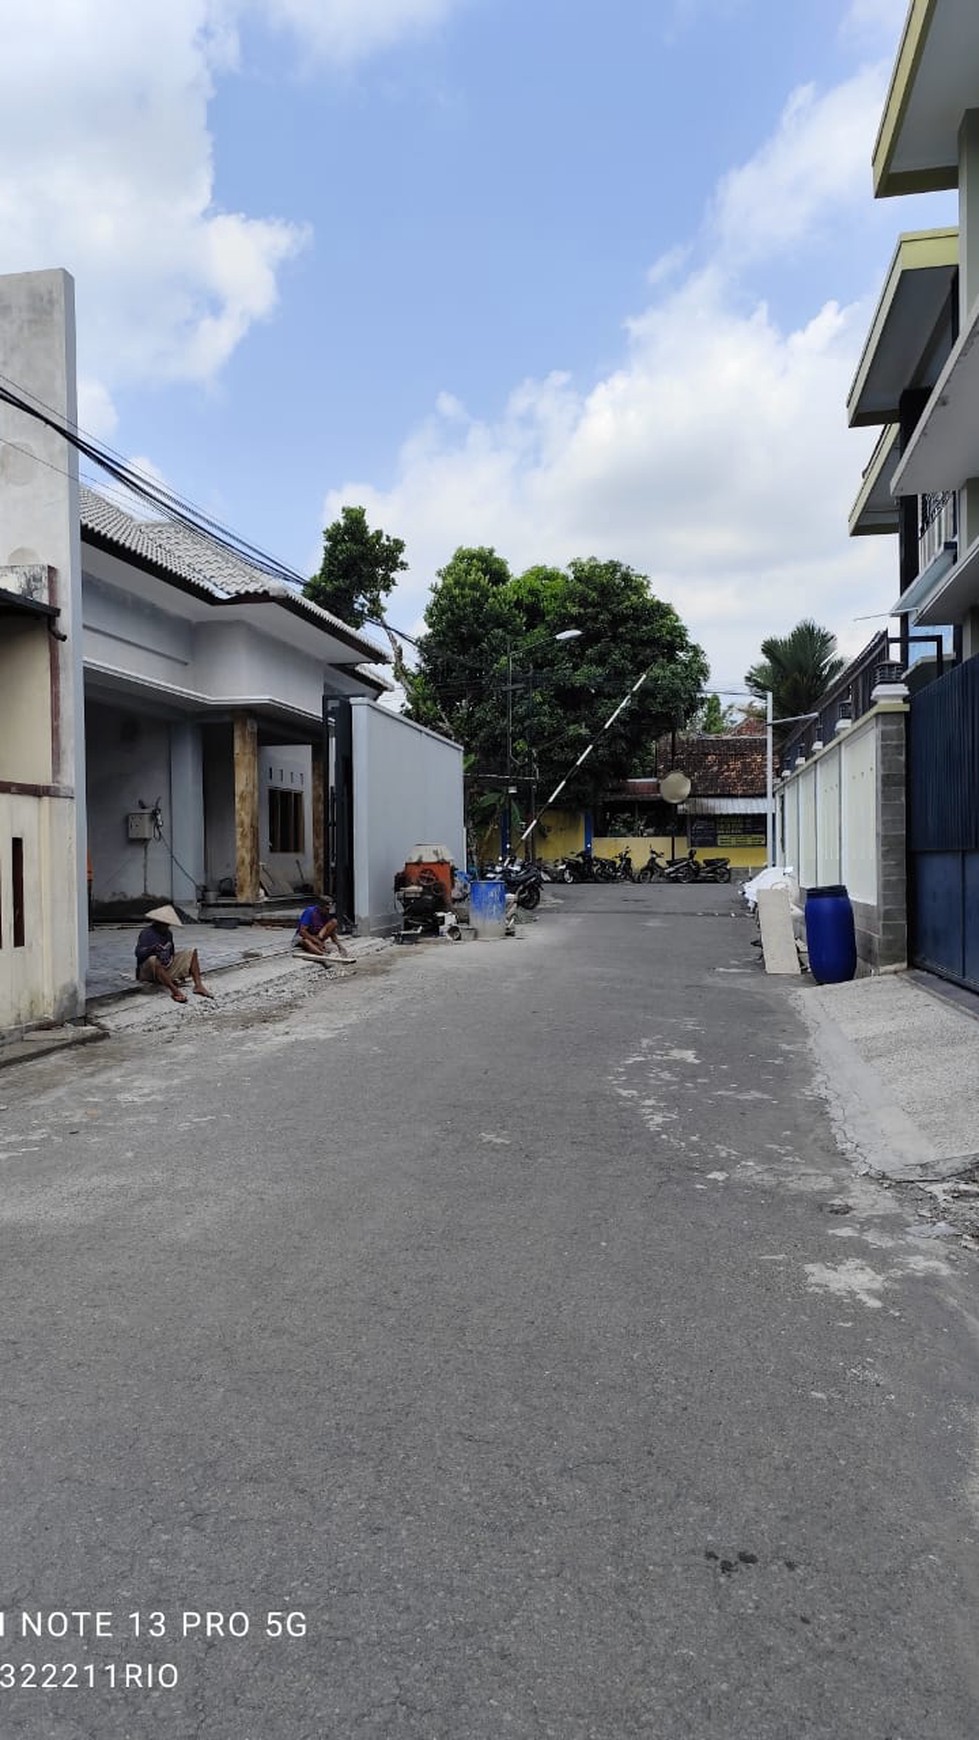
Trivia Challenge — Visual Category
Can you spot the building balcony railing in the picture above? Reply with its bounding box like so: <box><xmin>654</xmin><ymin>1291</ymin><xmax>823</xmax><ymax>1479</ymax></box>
<box><xmin>919</xmin><ymin>489</ymin><xmax>957</xmax><ymax>573</ymax></box>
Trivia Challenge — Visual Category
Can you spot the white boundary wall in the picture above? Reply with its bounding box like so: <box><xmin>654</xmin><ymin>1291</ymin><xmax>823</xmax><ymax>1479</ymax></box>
<box><xmin>781</xmin><ymin>714</ymin><xmax>877</xmax><ymax>900</ymax></box>
<box><xmin>777</xmin><ymin>701</ymin><xmax>907</xmax><ymax>971</ymax></box>
<box><xmin>350</xmin><ymin>702</ymin><xmax>465</xmax><ymax>932</ymax></box>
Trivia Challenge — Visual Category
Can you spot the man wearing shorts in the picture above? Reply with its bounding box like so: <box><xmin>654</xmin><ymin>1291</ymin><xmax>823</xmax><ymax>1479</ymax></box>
<box><xmin>135</xmin><ymin>905</ymin><xmax>213</xmax><ymax>1003</ymax></box>
<box><xmin>293</xmin><ymin>898</ymin><xmax>354</xmax><ymax>963</ymax></box>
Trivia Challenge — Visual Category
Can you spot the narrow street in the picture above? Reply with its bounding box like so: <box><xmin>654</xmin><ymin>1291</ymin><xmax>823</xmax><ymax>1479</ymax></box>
<box><xmin>1</xmin><ymin>886</ymin><xmax>978</xmax><ymax>1738</ymax></box>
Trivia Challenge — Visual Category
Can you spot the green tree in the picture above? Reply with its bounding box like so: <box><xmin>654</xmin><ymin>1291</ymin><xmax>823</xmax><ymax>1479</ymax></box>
<box><xmin>745</xmin><ymin>619</ymin><xmax>845</xmax><ymax>723</ymax></box>
<box><xmin>405</xmin><ymin>551</ymin><xmax>708</xmax><ymax>830</ymax></box>
<box><xmin>305</xmin><ymin>504</ymin><xmax>407</xmax><ymax>629</ymax></box>
<box><xmin>696</xmin><ymin>693</ymin><xmax>737</xmax><ymax>733</ymax></box>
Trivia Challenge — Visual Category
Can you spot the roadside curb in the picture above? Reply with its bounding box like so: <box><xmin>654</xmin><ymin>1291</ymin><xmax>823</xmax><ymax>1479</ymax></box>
<box><xmin>1</xmin><ymin>938</ymin><xmax>395</xmax><ymax>1069</ymax></box>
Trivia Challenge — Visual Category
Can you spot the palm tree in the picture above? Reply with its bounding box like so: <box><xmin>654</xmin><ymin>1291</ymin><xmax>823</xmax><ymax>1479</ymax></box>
<box><xmin>745</xmin><ymin>620</ymin><xmax>845</xmax><ymax>724</ymax></box>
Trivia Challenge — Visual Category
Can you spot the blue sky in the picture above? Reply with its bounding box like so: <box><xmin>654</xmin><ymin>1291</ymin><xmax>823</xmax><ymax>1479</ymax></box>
<box><xmin>0</xmin><ymin>0</ymin><xmax>954</xmax><ymax>689</ymax></box>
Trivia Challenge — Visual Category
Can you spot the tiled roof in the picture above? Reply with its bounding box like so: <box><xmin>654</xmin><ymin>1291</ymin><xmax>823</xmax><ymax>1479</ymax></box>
<box><xmin>80</xmin><ymin>487</ymin><xmax>390</xmax><ymax>666</ymax></box>
<box><xmin>607</xmin><ymin>735</ymin><xmax>766</xmax><ymax>800</ymax></box>
<box><xmin>660</xmin><ymin>734</ymin><xmax>766</xmax><ymax>797</ymax></box>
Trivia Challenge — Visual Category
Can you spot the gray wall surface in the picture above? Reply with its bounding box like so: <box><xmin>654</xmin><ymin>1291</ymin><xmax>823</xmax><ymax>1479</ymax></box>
<box><xmin>351</xmin><ymin>702</ymin><xmax>464</xmax><ymax>932</ymax></box>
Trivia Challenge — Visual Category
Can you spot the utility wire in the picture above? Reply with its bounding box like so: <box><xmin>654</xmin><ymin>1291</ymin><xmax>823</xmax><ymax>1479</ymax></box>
<box><xmin>0</xmin><ymin>375</ymin><xmax>311</xmax><ymax>589</ymax></box>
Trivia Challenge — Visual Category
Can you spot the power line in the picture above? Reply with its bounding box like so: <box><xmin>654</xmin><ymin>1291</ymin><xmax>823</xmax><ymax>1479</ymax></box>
<box><xmin>0</xmin><ymin>373</ymin><xmax>312</xmax><ymax>590</ymax></box>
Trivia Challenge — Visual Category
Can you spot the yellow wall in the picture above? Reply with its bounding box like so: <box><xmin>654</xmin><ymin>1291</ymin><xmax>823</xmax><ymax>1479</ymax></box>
<box><xmin>532</xmin><ymin>809</ymin><xmax>586</xmax><ymax>859</ymax></box>
<box><xmin>592</xmin><ymin>834</ymin><xmax>765</xmax><ymax>870</ymax></box>
<box><xmin>0</xmin><ymin>618</ymin><xmax>52</xmax><ymax>785</ymax></box>
<box><xmin>478</xmin><ymin>812</ymin><xmax>767</xmax><ymax>870</ymax></box>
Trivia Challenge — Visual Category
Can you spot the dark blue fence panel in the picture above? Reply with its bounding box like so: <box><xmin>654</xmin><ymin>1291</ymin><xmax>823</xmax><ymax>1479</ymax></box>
<box><xmin>912</xmin><ymin>853</ymin><xmax>964</xmax><ymax>982</ymax></box>
<box><xmin>909</xmin><ymin>658</ymin><xmax>979</xmax><ymax>989</ymax></box>
<box><xmin>964</xmin><ymin>854</ymin><xmax>979</xmax><ymax>991</ymax></box>
<box><xmin>908</xmin><ymin>657</ymin><xmax>979</xmax><ymax>853</ymax></box>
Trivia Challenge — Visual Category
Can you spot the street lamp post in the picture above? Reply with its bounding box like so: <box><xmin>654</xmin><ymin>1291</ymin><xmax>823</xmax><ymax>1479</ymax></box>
<box><xmin>504</xmin><ymin>629</ymin><xmax>581</xmax><ymax>858</ymax></box>
<box><xmin>520</xmin><ymin>658</ymin><xmax>653</xmax><ymax>852</ymax></box>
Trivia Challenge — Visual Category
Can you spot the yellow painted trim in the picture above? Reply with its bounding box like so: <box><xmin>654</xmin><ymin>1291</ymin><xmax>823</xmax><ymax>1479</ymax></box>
<box><xmin>872</xmin><ymin>0</ymin><xmax>947</xmax><ymax>198</ymax></box>
<box><xmin>848</xmin><ymin>424</ymin><xmax>901</xmax><ymax>538</ymax></box>
<box><xmin>846</xmin><ymin>227</ymin><xmax>958</xmax><ymax>426</ymax></box>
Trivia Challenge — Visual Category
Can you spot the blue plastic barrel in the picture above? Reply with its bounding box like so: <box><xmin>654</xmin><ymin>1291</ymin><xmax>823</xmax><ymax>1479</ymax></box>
<box><xmin>470</xmin><ymin>879</ymin><xmax>507</xmax><ymax>938</ymax></box>
<box><xmin>805</xmin><ymin>885</ymin><xmax>857</xmax><ymax>984</ymax></box>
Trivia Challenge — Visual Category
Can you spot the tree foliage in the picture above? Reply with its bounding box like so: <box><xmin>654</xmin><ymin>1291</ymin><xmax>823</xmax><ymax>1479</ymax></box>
<box><xmin>404</xmin><ymin>551</ymin><xmax>708</xmax><ymax>826</ymax></box>
<box><xmin>305</xmin><ymin>504</ymin><xmax>407</xmax><ymax>630</ymax></box>
<box><xmin>696</xmin><ymin>693</ymin><xmax>738</xmax><ymax>733</ymax></box>
<box><xmin>745</xmin><ymin>619</ymin><xmax>845</xmax><ymax>724</ymax></box>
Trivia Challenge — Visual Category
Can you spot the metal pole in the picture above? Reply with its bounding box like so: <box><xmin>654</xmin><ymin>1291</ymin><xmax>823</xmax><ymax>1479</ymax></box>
<box><xmin>520</xmin><ymin>666</ymin><xmax>652</xmax><ymax>848</ymax></box>
<box><xmin>766</xmin><ymin>688</ymin><xmax>774</xmax><ymax>867</ymax></box>
<box><xmin>504</xmin><ymin>643</ymin><xmax>513</xmax><ymax>857</ymax></box>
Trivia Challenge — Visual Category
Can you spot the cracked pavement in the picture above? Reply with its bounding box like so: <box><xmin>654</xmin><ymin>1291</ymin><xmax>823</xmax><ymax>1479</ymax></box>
<box><xmin>0</xmin><ymin>886</ymin><xmax>978</xmax><ymax>1736</ymax></box>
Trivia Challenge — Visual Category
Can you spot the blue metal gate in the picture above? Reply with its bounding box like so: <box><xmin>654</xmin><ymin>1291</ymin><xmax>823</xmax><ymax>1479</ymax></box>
<box><xmin>908</xmin><ymin>656</ymin><xmax>979</xmax><ymax>990</ymax></box>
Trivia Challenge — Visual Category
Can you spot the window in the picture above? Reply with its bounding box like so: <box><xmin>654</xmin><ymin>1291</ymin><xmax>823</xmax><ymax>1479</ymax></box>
<box><xmin>268</xmin><ymin>789</ymin><xmax>304</xmax><ymax>854</ymax></box>
<box><xmin>12</xmin><ymin>836</ymin><xmax>25</xmax><ymax>947</ymax></box>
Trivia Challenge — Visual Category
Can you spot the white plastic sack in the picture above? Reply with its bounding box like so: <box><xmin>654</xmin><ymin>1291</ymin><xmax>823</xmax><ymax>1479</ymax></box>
<box><xmin>742</xmin><ymin>865</ymin><xmax>797</xmax><ymax>913</ymax></box>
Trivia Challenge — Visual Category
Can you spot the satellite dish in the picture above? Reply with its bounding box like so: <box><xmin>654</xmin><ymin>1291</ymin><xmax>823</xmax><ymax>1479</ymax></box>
<box><xmin>660</xmin><ymin>769</ymin><xmax>692</xmax><ymax>804</ymax></box>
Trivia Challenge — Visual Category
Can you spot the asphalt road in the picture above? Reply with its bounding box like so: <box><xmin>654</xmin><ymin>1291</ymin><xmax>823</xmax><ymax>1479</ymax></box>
<box><xmin>1</xmin><ymin>883</ymin><xmax>978</xmax><ymax>1738</ymax></box>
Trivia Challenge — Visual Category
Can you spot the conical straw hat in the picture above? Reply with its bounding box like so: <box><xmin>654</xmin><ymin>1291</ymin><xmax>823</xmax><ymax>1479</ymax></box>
<box><xmin>144</xmin><ymin>904</ymin><xmax>183</xmax><ymax>927</ymax></box>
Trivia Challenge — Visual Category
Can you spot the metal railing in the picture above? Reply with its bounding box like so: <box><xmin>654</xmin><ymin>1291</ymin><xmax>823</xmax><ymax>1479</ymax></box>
<box><xmin>919</xmin><ymin>490</ymin><xmax>957</xmax><ymax>573</ymax></box>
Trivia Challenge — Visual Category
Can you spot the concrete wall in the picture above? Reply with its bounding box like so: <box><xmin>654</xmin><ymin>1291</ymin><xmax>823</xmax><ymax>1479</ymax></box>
<box><xmin>261</xmin><ymin>745</ymin><xmax>313</xmax><ymax>887</ymax></box>
<box><xmin>0</xmin><ymin>614</ymin><xmax>53</xmax><ymax>784</ymax></box>
<box><xmin>0</xmin><ymin>269</ymin><xmax>86</xmax><ymax>1030</ymax></box>
<box><xmin>85</xmin><ymin>700</ymin><xmax>175</xmax><ymax>905</ymax></box>
<box><xmin>350</xmin><ymin>703</ymin><xmax>465</xmax><ymax>932</ymax></box>
<box><xmin>202</xmin><ymin>724</ymin><xmax>236</xmax><ymax>890</ymax></box>
<box><xmin>83</xmin><ymin>571</ymin><xmax>195</xmax><ymax>693</ymax></box>
<box><xmin>83</xmin><ymin>572</ymin><xmax>328</xmax><ymax>727</ymax></box>
<box><xmin>193</xmin><ymin>620</ymin><xmax>325</xmax><ymax>719</ymax></box>
<box><xmin>777</xmin><ymin>700</ymin><xmax>907</xmax><ymax>971</ymax></box>
<box><xmin>0</xmin><ymin>792</ymin><xmax>80</xmax><ymax>1029</ymax></box>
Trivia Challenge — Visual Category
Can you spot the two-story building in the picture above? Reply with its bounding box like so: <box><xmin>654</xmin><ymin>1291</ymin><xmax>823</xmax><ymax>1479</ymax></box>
<box><xmin>846</xmin><ymin>0</ymin><xmax>979</xmax><ymax>990</ymax></box>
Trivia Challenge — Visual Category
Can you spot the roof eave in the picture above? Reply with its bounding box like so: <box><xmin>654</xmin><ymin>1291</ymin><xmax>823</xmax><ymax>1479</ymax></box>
<box><xmin>846</xmin><ymin>229</ymin><xmax>958</xmax><ymax>426</ymax></box>
<box><xmin>82</xmin><ymin>525</ymin><xmax>220</xmax><ymax>605</ymax></box>
<box><xmin>224</xmin><ymin>590</ymin><xmax>390</xmax><ymax>665</ymax></box>
<box><xmin>849</xmin><ymin>425</ymin><xmax>901</xmax><ymax>538</ymax></box>
<box><xmin>872</xmin><ymin>0</ymin><xmax>940</xmax><ymax>199</ymax></box>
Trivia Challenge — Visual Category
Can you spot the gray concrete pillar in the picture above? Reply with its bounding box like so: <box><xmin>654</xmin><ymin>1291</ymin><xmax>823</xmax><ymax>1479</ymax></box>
<box><xmin>169</xmin><ymin>722</ymin><xmax>204</xmax><ymax>908</ymax></box>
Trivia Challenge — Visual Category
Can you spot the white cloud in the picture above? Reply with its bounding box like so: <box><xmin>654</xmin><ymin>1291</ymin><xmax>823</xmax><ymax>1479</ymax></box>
<box><xmin>710</xmin><ymin>67</ymin><xmax>888</xmax><ymax>264</ymax></box>
<box><xmin>0</xmin><ymin>0</ymin><xmax>463</xmax><ymax>427</ymax></box>
<box><xmin>327</xmin><ymin>273</ymin><xmax>890</xmax><ymax>685</ymax></box>
<box><xmin>321</xmin><ymin>52</ymin><xmax>912</xmax><ymax>689</ymax></box>
<box><xmin>257</xmin><ymin>0</ymin><xmax>463</xmax><ymax>62</ymax></box>
<box><xmin>840</xmin><ymin>0</ymin><xmax>909</xmax><ymax>48</ymax></box>
<box><xmin>0</xmin><ymin>1</ymin><xmax>306</xmax><ymax>410</ymax></box>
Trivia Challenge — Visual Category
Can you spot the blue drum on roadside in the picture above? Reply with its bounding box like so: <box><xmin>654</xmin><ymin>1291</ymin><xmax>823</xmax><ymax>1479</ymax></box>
<box><xmin>805</xmin><ymin>885</ymin><xmax>857</xmax><ymax>984</ymax></box>
<box><xmin>470</xmin><ymin>879</ymin><xmax>507</xmax><ymax>938</ymax></box>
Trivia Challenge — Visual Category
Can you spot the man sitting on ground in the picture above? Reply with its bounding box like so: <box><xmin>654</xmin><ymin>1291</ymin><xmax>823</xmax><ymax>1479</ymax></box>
<box><xmin>293</xmin><ymin>897</ymin><xmax>354</xmax><ymax>963</ymax></box>
<box><xmin>135</xmin><ymin>905</ymin><xmax>213</xmax><ymax>1003</ymax></box>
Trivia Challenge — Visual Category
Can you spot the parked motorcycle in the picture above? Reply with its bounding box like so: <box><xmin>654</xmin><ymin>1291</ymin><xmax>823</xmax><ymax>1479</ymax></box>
<box><xmin>636</xmin><ymin>848</ymin><xmax>665</xmax><ymax>883</ymax></box>
<box><xmin>592</xmin><ymin>852</ymin><xmax>620</xmax><ymax>883</ymax></box>
<box><xmin>615</xmin><ymin>848</ymin><xmax>636</xmax><ymax>882</ymax></box>
<box><xmin>562</xmin><ymin>850</ymin><xmax>596</xmax><ymax>883</ymax></box>
<box><xmin>682</xmin><ymin>848</ymin><xmax>732</xmax><ymax>883</ymax></box>
<box><xmin>636</xmin><ymin>848</ymin><xmax>686</xmax><ymax>883</ymax></box>
<box><xmin>485</xmin><ymin>855</ymin><xmax>544</xmax><ymax>909</ymax></box>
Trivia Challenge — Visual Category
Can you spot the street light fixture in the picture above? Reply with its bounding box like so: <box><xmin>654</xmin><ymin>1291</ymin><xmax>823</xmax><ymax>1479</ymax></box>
<box><xmin>519</xmin><ymin>653</ymin><xmax>657</xmax><ymax>851</ymax></box>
